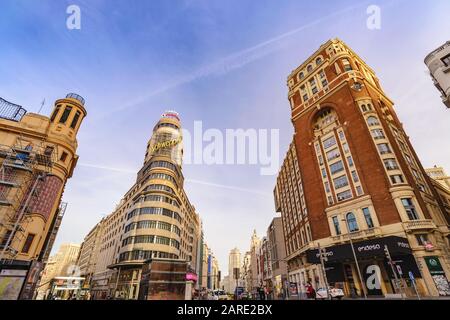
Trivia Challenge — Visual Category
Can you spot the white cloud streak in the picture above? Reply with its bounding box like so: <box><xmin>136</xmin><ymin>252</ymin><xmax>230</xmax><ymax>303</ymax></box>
<box><xmin>78</xmin><ymin>162</ymin><xmax>269</xmax><ymax>196</ymax></box>
<box><xmin>98</xmin><ymin>1</ymin><xmax>371</xmax><ymax>118</ymax></box>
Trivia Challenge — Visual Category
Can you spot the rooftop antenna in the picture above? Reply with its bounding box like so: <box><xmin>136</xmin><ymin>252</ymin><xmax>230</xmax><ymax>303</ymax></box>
<box><xmin>38</xmin><ymin>98</ymin><xmax>46</xmax><ymax>114</ymax></box>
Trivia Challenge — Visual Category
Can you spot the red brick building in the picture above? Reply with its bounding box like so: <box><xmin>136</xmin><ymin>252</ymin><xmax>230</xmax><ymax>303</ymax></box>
<box><xmin>275</xmin><ymin>39</ymin><xmax>450</xmax><ymax>298</ymax></box>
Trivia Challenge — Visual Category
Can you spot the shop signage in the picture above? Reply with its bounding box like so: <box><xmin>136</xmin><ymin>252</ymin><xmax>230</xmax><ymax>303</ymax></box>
<box><xmin>424</xmin><ymin>256</ymin><xmax>450</xmax><ymax>296</ymax></box>
<box><xmin>186</xmin><ymin>273</ymin><xmax>198</xmax><ymax>282</ymax></box>
<box><xmin>306</xmin><ymin>236</ymin><xmax>412</xmax><ymax>264</ymax></box>
<box><xmin>151</xmin><ymin>136</ymin><xmax>182</xmax><ymax>153</ymax></box>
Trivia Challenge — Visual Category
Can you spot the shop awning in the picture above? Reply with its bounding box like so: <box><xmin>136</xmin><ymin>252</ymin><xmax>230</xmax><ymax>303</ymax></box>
<box><xmin>306</xmin><ymin>236</ymin><xmax>412</xmax><ymax>264</ymax></box>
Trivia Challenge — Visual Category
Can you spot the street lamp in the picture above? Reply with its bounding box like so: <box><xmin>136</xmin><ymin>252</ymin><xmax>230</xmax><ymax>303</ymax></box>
<box><xmin>341</xmin><ymin>218</ymin><xmax>367</xmax><ymax>299</ymax></box>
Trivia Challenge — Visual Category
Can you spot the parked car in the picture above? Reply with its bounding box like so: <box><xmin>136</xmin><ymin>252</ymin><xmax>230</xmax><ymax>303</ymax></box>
<box><xmin>213</xmin><ymin>290</ymin><xmax>228</xmax><ymax>300</ymax></box>
<box><xmin>315</xmin><ymin>287</ymin><xmax>345</xmax><ymax>300</ymax></box>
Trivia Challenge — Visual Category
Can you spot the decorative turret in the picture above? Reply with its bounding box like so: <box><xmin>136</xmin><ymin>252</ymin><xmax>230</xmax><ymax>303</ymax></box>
<box><xmin>49</xmin><ymin>93</ymin><xmax>87</xmax><ymax>140</ymax></box>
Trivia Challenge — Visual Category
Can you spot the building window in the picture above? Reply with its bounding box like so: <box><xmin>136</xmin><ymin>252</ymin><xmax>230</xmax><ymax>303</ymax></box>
<box><xmin>318</xmin><ymin>154</ymin><xmax>324</xmax><ymax>165</ymax></box>
<box><xmin>307</xmin><ymin>65</ymin><xmax>313</xmax><ymax>73</ymax></box>
<box><xmin>338</xmin><ymin>131</ymin><xmax>345</xmax><ymax>141</ymax></box>
<box><xmin>441</xmin><ymin>53</ymin><xmax>450</xmax><ymax>67</ymax></box>
<box><xmin>367</xmin><ymin>116</ymin><xmax>380</xmax><ymax>126</ymax></box>
<box><xmin>59</xmin><ymin>106</ymin><xmax>72</xmax><ymax>124</ymax></box>
<box><xmin>310</xmin><ymin>78</ymin><xmax>318</xmax><ymax>94</ymax></box>
<box><xmin>50</xmin><ymin>105</ymin><xmax>61</xmax><ymax>122</ymax></box>
<box><xmin>415</xmin><ymin>234</ymin><xmax>429</xmax><ymax>246</ymax></box>
<box><xmin>351</xmin><ymin>170</ymin><xmax>359</xmax><ymax>182</ymax></box>
<box><xmin>332</xmin><ymin>216</ymin><xmax>341</xmax><ymax>235</ymax></box>
<box><xmin>337</xmin><ymin>190</ymin><xmax>352</xmax><ymax>202</ymax></box>
<box><xmin>401</xmin><ymin>198</ymin><xmax>419</xmax><ymax>220</ymax></box>
<box><xmin>347</xmin><ymin>156</ymin><xmax>354</xmax><ymax>167</ymax></box>
<box><xmin>384</xmin><ymin>158</ymin><xmax>399</xmax><ymax>170</ymax></box>
<box><xmin>21</xmin><ymin>234</ymin><xmax>35</xmax><ymax>254</ymax></box>
<box><xmin>299</xmin><ymin>72</ymin><xmax>304</xmax><ymax>79</ymax></box>
<box><xmin>361</xmin><ymin>104</ymin><xmax>367</xmax><ymax>112</ymax></box>
<box><xmin>327</xmin><ymin>195</ymin><xmax>333</xmax><ymax>205</ymax></box>
<box><xmin>330</xmin><ymin>160</ymin><xmax>344</xmax><ymax>174</ymax></box>
<box><xmin>404</xmin><ymin>153</ymin><xmax>413</xmax><ymax>166</ymax></box>
<box><xmin>371</xmin><ymin>129</ymin><xmax>385</xmax><ymax>140</ymax></box>
<box><xmin>346</xmin><ymin>212</ymin><xmax>359</xmax><ymax>232</ymax></box>
<box><xmin>321</xmin><ymin>168</ymin><xmax>327</xmax><ymax>178</ymax></box>
<box><xmin>356</xmin><ymin>186</ymin><xmax>363</xmax><ymax>196</ymax></box>
<box><xmin>324</xmin><ymin>181</ymin><xmax>331</xmax><ymax>193</ymax></box>
<box><xmin>342</xmin><ymin>59</ymin><xmax>352</xmax><ymax>71</ymax></box>
<box><xmin>326</xmin><ymin>148</ymin><xmax>340</xmax><ymax>161</ymax></box>
<box><xmin>60</xmin><ymin>151</ymin><xmax>68</xmax><ymax>162</ymax></box>
<box><xmin>390</xmin><ymin>174</ymin><xmax>404</xmax><ymax>184</ymax></box>
<box><xmin>333</xmin><ymin>175</ymin><xmax>349</xmax><ymax>189</ymax></box>
<box><xmin>377</xmin><ymin>143</ymin><xmax>391</xmax><ymax>155</ymax></box>
<box><xmin>70</xmin><ymin>111</ymin><xmax>81</xmax><ymax>129</ymax></box>
<box><xmin>316</xmin><ymin>57</ymin><xmax>323</xmax><ymax>65</ymax></box>
<box><xmin>323</xmin><ymin>136</ymin><xmax>337</xmax><ymax>149</ymax></box>
<box><xmin>342</xmin><ymin>142</ymin><xmax>349</xmax><ymax>153</ymax></box>
<box><xmin>319</xmin><ymin>70</ymin><xmax>328</xmax><ymax>87</ymax></box>
<box><xmin>362</xmin><ymin>207</ymin><xmax>374</xmax><ymax>228</ymax></box>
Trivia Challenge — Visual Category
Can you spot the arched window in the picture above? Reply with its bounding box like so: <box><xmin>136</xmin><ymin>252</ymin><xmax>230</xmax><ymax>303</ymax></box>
<box><xmin>316</xmin><ymin>57</ymin><xmax>322</xmax><ymax>65</ymax></box>
<box><xmin>307</xmin><ymin>65</ymin><xmax>313</xmax><ymax>73</ymax></box>
<box><xmin>299</xmin><ymin>72</ymin><xmax>304</xmax><ymax>79</ymax></box>
<box><xmin>367</xmin><ymin>116</ymin><xmax>379</xmax><ymax>126</ymax></box>
<box><xmin>346</xmin><ymin>212</ymin><xmax>359</xmax><ymax>232</ymax></box>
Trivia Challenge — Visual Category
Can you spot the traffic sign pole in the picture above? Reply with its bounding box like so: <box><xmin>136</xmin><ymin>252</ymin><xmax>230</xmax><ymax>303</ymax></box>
<box><xmin>409</xmin><ymin>271</ymin><xmax>420</xmax><ymax>300</ymax></box>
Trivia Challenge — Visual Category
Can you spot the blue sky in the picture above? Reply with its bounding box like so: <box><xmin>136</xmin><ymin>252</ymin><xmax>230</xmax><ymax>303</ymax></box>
<box><xmin>1</xmin><ymin>0</ymin><xmax>449</xmax><ymax>273</ymax></box>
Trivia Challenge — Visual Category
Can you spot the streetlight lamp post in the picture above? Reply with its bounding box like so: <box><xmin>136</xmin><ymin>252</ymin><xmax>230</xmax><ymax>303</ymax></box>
<box><xmin>342</xmin><ymin>219</ymin><xmax>367</xmax><ymax>299</ymax></box>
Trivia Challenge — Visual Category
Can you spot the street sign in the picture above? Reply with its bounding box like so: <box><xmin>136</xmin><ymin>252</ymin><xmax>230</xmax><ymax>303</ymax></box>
<box><xmin>396</xmin><ymin>265</ymin><xmax>403</xmax><ymax>276</ymax></box>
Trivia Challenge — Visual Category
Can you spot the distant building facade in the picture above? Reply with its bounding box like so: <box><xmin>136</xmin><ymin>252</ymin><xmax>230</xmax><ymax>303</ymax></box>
<box><xmin>425</xmin><ymin>41</ymin><xmax>450</xmax><ymax>108</ymax></box>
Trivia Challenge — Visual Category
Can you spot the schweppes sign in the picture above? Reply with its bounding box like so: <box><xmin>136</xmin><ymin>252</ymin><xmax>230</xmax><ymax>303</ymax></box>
<box><xmin>151</xmin><ymin>136</ymin><xmax>182</xmax><ymax>153</ymax></box>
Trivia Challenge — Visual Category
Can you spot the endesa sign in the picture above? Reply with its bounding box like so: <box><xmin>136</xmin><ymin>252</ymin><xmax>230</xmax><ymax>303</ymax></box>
<box><xmin>306</xmin><ymin>236</ymin><xmax>412</xmax><ymax>264</ymax></box>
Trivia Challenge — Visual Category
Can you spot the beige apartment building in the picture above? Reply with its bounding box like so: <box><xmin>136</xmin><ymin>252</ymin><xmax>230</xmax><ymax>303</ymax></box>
<box><xmin>77</xmin><ymin>218</ymin><xmax>104</xmax><ymax>295</ymax></box>
<box><xmin>35</xmin><ymin>243</ymin><xmax>81</xmax><ymax>299</ymax></box>
<box><xmin>424</xmin><ymin>41</ymin><xmax>450</xmax><ymax>108</ymax></box>
<box><xmin>267</xmin><ymin>217</ymin><xmax>288</xmax><ymax>299</ymax></box>
<box><xmin>0</xmin><ymin>93</ymin><xmax>86</xmax><ymax>300</ymax></box>
<box><xmin>86</xmin><ymin>111</ymin><xmax>203</xmax><ymax>300</ymax></box>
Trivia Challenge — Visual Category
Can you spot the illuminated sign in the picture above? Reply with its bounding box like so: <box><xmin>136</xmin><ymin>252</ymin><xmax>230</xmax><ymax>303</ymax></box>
<box><xmin>186</xmin><ymin>272</ymin><xmax>198</xmax><ymax>282</ymax></box>
<box><xmin>151</xmin><ymin>136</ymin><xmax>182</xmax><ymax>153</ymax></box>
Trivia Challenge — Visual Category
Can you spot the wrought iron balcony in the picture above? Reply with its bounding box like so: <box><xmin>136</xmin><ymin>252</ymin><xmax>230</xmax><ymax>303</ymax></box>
<box><xmin>0</xmin><ymin>97</ymin><xmax>27</xmax><ymax>122</ymax></box>
<box><xmin>66</xmin><ymin>93</ymin><xmax>85</xmax><ymax>106</ymax></box>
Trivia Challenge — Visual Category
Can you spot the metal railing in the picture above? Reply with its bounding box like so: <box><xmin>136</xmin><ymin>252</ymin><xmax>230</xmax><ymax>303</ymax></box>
<box><xmin>66</xmin><ymin>93</ymin><xmax>85</xmax><ymax>106</ymax></box>
<box><xmin>0</xmin><ymin>97</ymin><xmax>27</xmax><ymax>122</ymax></box>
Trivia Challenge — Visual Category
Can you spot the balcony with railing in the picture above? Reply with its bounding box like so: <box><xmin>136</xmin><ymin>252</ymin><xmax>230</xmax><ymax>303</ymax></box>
<box><xmin>66</xmin><ymin>93</ymin><xmax>85</xmax><ymax>106</ymax></box>
<box><xmin>332</xmin><ymin>227</ymin><xmax>382</xmax><ymax>243</ymax></box>
<box><xmin>0</xmin><ymin>97</ymin><xmax>27</xmax><ymax>122</ymax></box>
<box><xmin>403</xmin><ymin>219</ymin><xmax>437</xmax><ymax>232</ymax></box>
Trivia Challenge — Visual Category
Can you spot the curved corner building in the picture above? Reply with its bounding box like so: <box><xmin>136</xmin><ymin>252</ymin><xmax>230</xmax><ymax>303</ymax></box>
<box><xmin>106</xmin><ymin>111</ymin><xmax>201</xmax><ymax>300</ymax></box>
